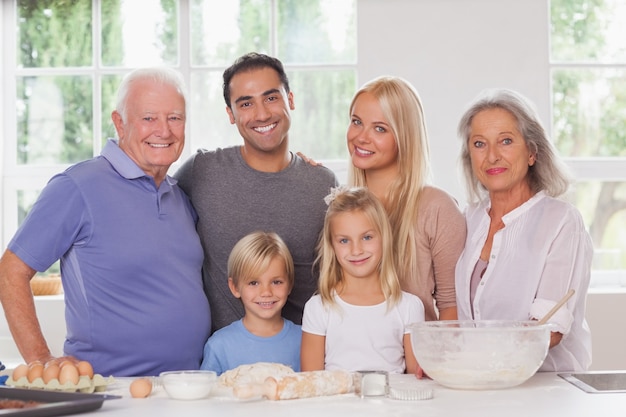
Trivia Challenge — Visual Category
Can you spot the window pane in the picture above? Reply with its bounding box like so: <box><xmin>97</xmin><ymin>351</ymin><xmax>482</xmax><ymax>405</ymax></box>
<box><xmin>191</xmin><ymin>0</ymin><xmax>271</xmax><ymax>67</ymax></box>
<box><xmin>101</xmin><ymin>75</ymin><xmax>124</xmax><ymax>147</ymax></box>
<box><xmin>189</xmin><ymin>71</ymin><xmax>235</xmax><ymax>150</ymax></box>
<box><xmin>277</xmin><ymin>0</ymin><xmax>356</xmax><ymax>64</ymax></box>
<box><xmin>17</xmin><ymin>76</ymin><xmax>93</xmax><ymax>165</ymax></box>
<box><xmin>552</xmin><ymin>68</ymin><xmax>626</xmax><ymax>157</ymax></box>
<box><xmin>550</xmin><ymin>0</ymin><xmax>626</xmax><ymax>63</ymax></box>
<box><xmin>571</xmin><ymin>180</ymin><xmax>626</xmax><ymax>286</ymax></box>
<box><xmin>288</xmin><ymin>69</ymin><xmax>356</xmax><ymax>159</ymax></box>
<box><xmin>17</xmin><ymin>190</ymin><xmax>40</xmax><ymax>226</ymax></box>
<box><xmin>17</xmin><ymin>0</ymin><xmax>92</xmax><ymax>68</ymax></box>
<box><xmin>101</xmin><ymin>0</ymin><xmax>178</xmax><ymax>67</ymax></box>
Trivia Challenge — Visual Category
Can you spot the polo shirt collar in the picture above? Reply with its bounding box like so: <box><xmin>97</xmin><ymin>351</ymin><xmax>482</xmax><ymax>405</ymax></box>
<box><xmin>101</xmin><ymin>138</ymin><xmax>177</xmax><ymax>186</ymax></box>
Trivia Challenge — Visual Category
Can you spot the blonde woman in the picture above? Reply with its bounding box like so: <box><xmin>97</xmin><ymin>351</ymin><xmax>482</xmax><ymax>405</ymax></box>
<box><xmin>347</xmin><ymin>76</ymin><xmax>466</xmax><ymax>321</ymax></box>
<box><xmin>301</xmin><ymin>186</ymin><xmax>424</xmax><ymax>374</ymax></box>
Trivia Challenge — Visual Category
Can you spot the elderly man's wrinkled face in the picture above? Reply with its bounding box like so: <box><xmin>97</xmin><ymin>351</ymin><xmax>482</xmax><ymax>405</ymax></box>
<box><xmin>112</xmin><ymin>79</ymin><xmax>185</xmax><ymax>186</ymax></box>
<box><xmin>468</xmin><ymin>108</ymin><xmax>535</xmax><ymax>199</ymax></box>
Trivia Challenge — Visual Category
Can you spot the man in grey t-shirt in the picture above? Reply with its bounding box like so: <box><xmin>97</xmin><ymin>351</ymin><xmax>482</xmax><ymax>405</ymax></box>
<box><xmin>175</xmin><ymin>53</ymin><xmax>337</xmax><ymax>332</ymax></box>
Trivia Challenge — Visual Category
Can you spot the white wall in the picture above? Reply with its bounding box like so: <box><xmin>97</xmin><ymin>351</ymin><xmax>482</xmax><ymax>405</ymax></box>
<box><xmin>357</xmin><ymin>0</ymin><xmax>550</xmax><ymax>205</ymax></box>
<box><xmin>586</xmin><ymin>290</ymin><xmax>626</xmax><ymax>370</ymax></box>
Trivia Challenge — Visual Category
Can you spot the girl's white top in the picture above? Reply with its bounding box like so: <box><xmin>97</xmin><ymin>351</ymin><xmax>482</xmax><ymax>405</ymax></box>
<box><xmin>302</xmin><ymin>291</ymin><xmax>424</xmax><ymax>373</ymax></box>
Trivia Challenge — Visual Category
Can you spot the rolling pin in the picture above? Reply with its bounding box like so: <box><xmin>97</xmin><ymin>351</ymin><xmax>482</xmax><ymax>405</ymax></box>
<box><xmin>233</xmin><ymin>370</ymin><xmax>354</xmax><ymax>400</ymax></box>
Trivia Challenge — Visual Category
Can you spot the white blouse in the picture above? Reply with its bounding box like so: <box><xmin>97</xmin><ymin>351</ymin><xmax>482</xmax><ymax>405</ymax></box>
<box><xmin>455</xmin><ymin>191</ymin><xmax>593</xmax><ymax>372</ymax></box>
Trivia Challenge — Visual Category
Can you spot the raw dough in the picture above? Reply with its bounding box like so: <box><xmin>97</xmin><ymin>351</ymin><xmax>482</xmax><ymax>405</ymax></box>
<box><xmin>218</xmin><ymin>362</ymin><xmax>295</xmax><ymax>388</ymax></box>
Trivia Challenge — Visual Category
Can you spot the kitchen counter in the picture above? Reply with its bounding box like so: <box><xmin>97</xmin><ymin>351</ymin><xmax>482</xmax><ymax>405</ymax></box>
<box><xmin>88</xmin><ymin>372</ymin><xmax>624</xmax><ymax>417</ymax></box>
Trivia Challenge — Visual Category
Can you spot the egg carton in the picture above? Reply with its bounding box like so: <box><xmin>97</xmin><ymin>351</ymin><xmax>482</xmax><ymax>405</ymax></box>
<box><xmin>5</xmin><ymin>374</ymin><xmax>114</xmax><ymax>393</ymax></box>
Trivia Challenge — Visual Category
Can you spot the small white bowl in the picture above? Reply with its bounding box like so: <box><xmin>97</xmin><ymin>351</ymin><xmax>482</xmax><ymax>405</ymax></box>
<box><xmin>159</xmin><ymin>370</ymin><xmax>217</xmax><ymax>400</ymax></box>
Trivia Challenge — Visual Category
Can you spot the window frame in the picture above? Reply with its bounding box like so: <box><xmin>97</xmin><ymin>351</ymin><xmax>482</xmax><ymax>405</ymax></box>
<box><xmin>549</xmin><ymin>4</ymin><xmax>626</xmax><ymax>287</ymax></box>
<box><xmin>1</xmin><ymin>0</ymin><xmax>356</xmax><ymax>251</ymax></box>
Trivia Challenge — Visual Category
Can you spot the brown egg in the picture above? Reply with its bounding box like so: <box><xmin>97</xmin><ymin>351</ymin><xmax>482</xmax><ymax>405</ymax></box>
<box><xmin>42</xmin><ymin>363</ymin><xmax>61</xmax><ymax>383</ymax></box>
<box><xmin>76</xmin><ymin>360</ymin><xmax>94</xmax><ymax>378</ymax></box>
<box><xmin>58</xmin><ymin>363</ymin><xmax>80</xmax><ymax>385</ymax></box>
<box><xmin>27</xmin><ymin>361</ymin><xmax>44</xmax><ymax>383</ymax></box>
<box><xmin>12</xmin><ymin>364</ymin><xmax>29</xmax><ymax>380</ymax></box>
<box><xmin>129</xmin><ymin>378</ymin><xmax>153</xmax><ymax>398</ymax></box>
<box><xmin>58</xmin><ymin>359</ymin><xmax>74</xmax><ymax>369</ymax></box>
<box><xmin>45</xmin><ymin>358</ymin><xmax>61</xmax><ymax>367</ymax></box>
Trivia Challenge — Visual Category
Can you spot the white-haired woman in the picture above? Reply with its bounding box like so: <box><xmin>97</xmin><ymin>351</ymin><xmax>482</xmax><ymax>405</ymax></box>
<box><xmin>455</xmin><ymin>88</ymin><xmax>593</xmax><ymax>372</ymax></box>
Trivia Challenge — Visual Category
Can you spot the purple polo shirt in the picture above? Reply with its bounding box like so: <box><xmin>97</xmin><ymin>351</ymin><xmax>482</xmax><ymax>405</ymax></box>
<box><xmin>9</xmin><ymin>139</ymin><xmax>210</xmax><ymax>376</ymax></box>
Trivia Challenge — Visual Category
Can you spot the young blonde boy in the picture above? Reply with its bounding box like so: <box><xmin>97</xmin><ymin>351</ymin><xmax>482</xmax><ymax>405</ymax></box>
<box><xmin>200</xmin><ymin>231</ymin><xmax>301</xmax><ymax>374</ymax></box>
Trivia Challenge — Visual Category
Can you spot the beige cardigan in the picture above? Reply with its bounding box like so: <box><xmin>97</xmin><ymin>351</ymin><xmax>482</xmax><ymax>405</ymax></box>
<box><xmin>399</xmin><ymin>186</ymin><xmax>466</xmax><ymax>321</ymax></box>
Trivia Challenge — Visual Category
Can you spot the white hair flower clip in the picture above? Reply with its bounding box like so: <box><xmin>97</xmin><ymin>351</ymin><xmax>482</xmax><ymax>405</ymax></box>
<box><xmin>324</xmin><ymin>185</ymin><xmax>349</xmax><ymax>206</ymax></box>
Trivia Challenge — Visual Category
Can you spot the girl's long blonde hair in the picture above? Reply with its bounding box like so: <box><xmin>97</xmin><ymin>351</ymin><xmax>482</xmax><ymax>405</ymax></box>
<box><xmin>348</xmin><ymin>76</ymin><xmax>431</xmax><ymax>285</ymax></box>
<box><xmin>315</xmin><ymin>186</ymin><xmax>402</xmax><ymax>307</ymax></box>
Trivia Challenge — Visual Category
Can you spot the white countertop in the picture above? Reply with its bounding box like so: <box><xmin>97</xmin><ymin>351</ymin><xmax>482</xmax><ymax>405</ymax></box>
<box><xmin>87</xmin><ymin>372</ymin><xmax>624</xmax><ymax>417</ymax></box>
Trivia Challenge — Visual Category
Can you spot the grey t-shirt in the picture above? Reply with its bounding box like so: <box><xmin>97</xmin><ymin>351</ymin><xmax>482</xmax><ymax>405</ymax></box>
<box><xmin>175</xmin><ymin>146</ymin><xmax>338</xmax><ymax>332</ymax></box>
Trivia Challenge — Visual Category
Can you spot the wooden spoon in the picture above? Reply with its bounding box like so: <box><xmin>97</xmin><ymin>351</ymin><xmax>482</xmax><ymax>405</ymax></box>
<box><xmin>537</xmin><ymin>289</ymin><xmax>575</xmax><ymax>325</ymax></box>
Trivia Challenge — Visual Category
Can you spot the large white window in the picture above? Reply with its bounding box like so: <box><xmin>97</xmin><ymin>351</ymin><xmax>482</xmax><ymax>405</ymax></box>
<box><xmin>550</xmin><ymin>0</ymin><xmax>626</xmax><ymax>287</ymax></box>
<box><xmin>4</xmin><ymin>0</ymin><xmax>625</xmax><ymax>289</ymax></box>
<box><xmin>1</xmin><ymin>0</ymin><xmax>357</xmax><ymax>270</ymax></box>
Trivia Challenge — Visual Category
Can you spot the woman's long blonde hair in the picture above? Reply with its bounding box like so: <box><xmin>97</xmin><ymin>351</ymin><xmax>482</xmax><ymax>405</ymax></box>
<box><xmin>315</xmin><ymin>186</ymin><xmax>402</xmax><ymax>308</ymax></box>
<box><xmin>347</xmin><ymin>76</ymin><xmax>431</xmax><ymax>285</ymax></box>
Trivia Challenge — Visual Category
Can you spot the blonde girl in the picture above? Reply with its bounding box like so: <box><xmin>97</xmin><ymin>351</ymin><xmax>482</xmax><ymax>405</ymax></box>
<box><xmin>347</xmin><ymin>76</ymin><xmax>466</xmax><ymax>321</ymax></box>
<box><xmin>301</xmin><ymin>186</ymin><xmax>424</xmax><ymax>374</ymax></box>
